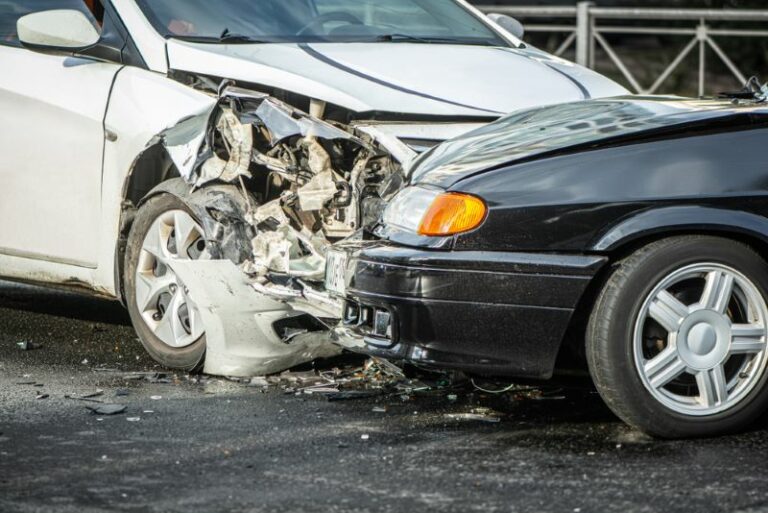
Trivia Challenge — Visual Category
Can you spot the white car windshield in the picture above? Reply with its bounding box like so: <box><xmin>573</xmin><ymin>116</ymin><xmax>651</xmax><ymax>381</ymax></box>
<box><xmin>134</xmin><ymin>0</ymin><xmax>508</xmax><ymax>46</ymax></box>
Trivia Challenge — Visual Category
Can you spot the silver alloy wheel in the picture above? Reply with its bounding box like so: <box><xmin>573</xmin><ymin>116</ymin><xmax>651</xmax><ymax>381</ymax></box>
<box><xmin>634</xmin><ymin>263</ymin><xmax>768</xmax><ymax>416</ymax></box>
<box><xmin>135</xmin><ymin>210</ymin><xmax>207</xmax><ymax>349</ymax></box>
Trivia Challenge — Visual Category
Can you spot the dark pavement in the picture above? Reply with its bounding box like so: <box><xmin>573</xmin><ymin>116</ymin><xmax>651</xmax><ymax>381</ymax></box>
<box><xmin>1</xmin><ymin>281</ymin><xmax>768</xmax><ymax>513</ymax></box>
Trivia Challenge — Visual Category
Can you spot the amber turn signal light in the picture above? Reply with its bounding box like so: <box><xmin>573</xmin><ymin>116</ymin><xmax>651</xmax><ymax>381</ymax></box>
<box><xmin>418</xmin><ymin>193</ymin><xmax>487</xmax><ymax>237</ymax></box>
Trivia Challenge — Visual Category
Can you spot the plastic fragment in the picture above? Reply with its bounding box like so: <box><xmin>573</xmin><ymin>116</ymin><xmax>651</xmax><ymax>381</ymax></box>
<box><xmin>16</xmin><ymin>341</ymin><xmax>41</xmax><ymax>351</ymax></box>
<box><xmin>86</xmin><ymin>404</ymin><xmax>127</xmax><ymax>416</ymax></box>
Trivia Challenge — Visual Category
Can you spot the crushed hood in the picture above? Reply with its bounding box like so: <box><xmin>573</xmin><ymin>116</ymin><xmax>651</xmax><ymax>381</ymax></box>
<box><xmin>409</xmin><ymin>96</ymin><xmax>768</xmax><ymax>188</ymax></box>
<box><xmin>166</xmin><ymin>40</ymin><xmax>627</xmax><ymax>118</ymax></box>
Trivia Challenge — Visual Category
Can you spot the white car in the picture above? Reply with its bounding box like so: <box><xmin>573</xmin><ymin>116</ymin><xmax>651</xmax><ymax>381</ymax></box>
<box><xmin>0</xmin><ymin>0</ymin><xmax>627</xmax><ymax>376</ymax></box>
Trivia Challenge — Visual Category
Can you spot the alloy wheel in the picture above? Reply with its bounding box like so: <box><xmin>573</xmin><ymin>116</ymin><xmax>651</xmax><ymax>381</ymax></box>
<box><xmin>135</xmin><ymin>210</ymin><xmax>207</xmax><ymax>349</ymax></box>
<box><xmin>634</xmin><ymin>263</ymin><xmax>768</xmax><ymax>416</ymax></box>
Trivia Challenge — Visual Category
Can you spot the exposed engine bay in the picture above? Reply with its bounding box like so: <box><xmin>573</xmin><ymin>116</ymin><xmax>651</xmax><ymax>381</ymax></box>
<box><xmin>148</xmin><ymin>85</ymin><xmax>409</xmax><ymax>375</ymax></box>
<box><xmin>199</xmin><ymin>87</ymin><xmax>404</xmax><ymax>305</ymax></box>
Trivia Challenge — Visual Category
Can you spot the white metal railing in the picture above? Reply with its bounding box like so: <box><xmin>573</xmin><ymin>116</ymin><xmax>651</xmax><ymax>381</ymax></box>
<box><xmin>478</xmin><ymin>2</ymin><xmax>768</xmax><ymax>96</ymax></box>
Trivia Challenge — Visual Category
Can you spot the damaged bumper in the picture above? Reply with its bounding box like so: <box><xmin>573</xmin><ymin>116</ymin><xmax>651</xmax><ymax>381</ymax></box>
<box><xmin>332</xmin><ymin>243</ymin><xmax>608</xmax><ymax>379</ymax></box>
<box><xmin>169</xmin><ymin>260</ymin><xmax>340</xmax><ymax>377</ymax></box>
<box><xmin>143</xmin><ymin>86</ymin><xmax>411</xmax><ymax>376</ymax></box>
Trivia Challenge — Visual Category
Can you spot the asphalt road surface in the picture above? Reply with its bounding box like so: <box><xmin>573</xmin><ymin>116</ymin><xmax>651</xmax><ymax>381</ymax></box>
<box><xmin>1</xmin><ymin>281</ymin><xmax>768</xmax><ymax>513</ymax></box>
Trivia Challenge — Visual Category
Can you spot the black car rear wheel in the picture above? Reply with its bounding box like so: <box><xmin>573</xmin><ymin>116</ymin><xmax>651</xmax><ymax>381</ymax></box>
<box><xmin>587</xmin><ymin>236</ymin><xmax>768</xmax><ymax>438</ymax></box>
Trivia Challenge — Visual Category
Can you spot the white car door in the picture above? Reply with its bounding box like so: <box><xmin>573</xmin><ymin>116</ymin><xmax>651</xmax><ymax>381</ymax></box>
<box><xmin>0</xmin><ymin>1</ymin><xmax>121</xmax><ymax>269</ymax></box>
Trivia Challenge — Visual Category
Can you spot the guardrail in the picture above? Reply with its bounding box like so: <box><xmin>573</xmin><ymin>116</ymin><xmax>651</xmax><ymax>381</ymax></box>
<box><xmin>478</xmin><ymin>2</ymin><xmax>768</xmax><ymax>96</ymax></box>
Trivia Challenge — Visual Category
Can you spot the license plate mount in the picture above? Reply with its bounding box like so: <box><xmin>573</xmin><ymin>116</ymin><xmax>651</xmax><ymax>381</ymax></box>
<box><xmin>324</xmin><ymin>249</ymin><xmax>348</xmax><ymax>296</ymax></box>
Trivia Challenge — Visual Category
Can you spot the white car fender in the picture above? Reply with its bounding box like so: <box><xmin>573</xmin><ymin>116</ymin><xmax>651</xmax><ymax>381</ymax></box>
<box><xmin>94</xmin><ymin>67</ymin><xmax>217</xmax><ymax>295</ymax></box>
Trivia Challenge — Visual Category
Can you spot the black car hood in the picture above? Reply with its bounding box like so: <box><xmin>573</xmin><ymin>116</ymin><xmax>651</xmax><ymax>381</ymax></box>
<box><xmin>409</xmin><ymin>96</ymin><xmax>768</xmax><ymax>189</ymax></box>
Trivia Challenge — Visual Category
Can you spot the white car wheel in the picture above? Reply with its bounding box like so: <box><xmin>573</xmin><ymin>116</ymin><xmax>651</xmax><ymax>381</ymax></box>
<box><xmin>125</xmin><ymin>194</ymin><xmax>208</xmax><ymax>371</ymax></box>
<box><xmin>135</xmin><ymin>209</ymin><xmax>206</xmax><ymax>349</ymax></box>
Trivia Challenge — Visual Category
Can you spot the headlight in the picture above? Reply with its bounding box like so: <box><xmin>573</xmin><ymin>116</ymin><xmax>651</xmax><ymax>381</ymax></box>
<box><xmin>383</xmin><ymin>186</ymin><xmax>488</xmax><ymax>237</ymax></box>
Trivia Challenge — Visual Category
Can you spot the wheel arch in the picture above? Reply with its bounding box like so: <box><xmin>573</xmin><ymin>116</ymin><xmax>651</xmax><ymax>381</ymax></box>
<box><xmin>113</xmin><ymin>145</ymin><xmax>181</xmax><ymax>305</ymax></box>
<box><xmin>556</xmin><ymin>206</ymin><xmax>768</xmax><ymax>371</ymax></box>
<box><xmin>115</xmin><ymin>172</ymin><xmax>255</xmax><ymax>305</ymax></box>
<box><xmin>592</xmin><ymin>205</ymin><xmax>768</xmax><ymax>254</ymax></box>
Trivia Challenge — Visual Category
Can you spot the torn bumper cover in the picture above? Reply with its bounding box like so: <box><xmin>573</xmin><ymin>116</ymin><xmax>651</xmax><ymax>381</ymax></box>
<box><xmin>151</xmin><ymin>86</ymin><xmax>408</xmax><ymax>376</ymax></box>
<box><xmin>169</xmin><ymin>260</ymin><xmax>339</xmax><ymax>377</ymax></box>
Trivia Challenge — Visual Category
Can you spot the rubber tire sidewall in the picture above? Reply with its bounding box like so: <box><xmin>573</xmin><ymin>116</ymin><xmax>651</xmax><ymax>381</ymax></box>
<box><xmin>587</xmin><ymin>236</ymin><xmax>768</xmax><ymax>438</ymax></box>
<box><xmin>124</xmin><ymin>193</ymin><xmax>206</xmax><ymax>372</ymax></box>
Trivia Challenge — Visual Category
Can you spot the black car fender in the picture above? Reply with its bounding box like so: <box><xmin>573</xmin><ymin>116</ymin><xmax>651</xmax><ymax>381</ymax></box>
<box><xmin>591</xmin><ymin>205</ymin><xmax>768</xmax><ymax>253</ymax></box>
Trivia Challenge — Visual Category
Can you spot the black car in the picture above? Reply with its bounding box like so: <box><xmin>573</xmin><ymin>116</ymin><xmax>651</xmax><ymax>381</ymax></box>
<box><xmin>329</xmin><ymin>89</ymin><xmax>768</xmax><ymax>438</ymax></box>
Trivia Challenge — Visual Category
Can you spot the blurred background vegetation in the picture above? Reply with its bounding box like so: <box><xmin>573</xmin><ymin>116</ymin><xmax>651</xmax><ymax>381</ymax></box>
<box><xmin>471</xmin><ymin>1</ymin><xmax>768</xmax><ymax>96</ymax></box>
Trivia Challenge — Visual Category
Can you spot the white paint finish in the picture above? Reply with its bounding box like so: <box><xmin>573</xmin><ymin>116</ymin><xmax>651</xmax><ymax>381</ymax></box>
<box><xmin>352</xmin><ymin>125</ymin><xmax>417</xmax><ymax>168</ymax></box>
<box><xmin>541</xmin><ymin>58</ymin><xmax>629</xmax><ymax>100</ymax></box>
<box><xmin>0</xmin><ymin>45</ymin><xmax>120</xmax><ymax>271</ymax></box>
<box><xmin>111</xmin><ymin>0</ymin><xmax>168</xmax><ymax>73</ymax></box>
<box><xmin>94</xmin><ymin>66</ymin><xmax>217</xmax><ymax>294</ymax></box>
<box><xmin>169</xmin><ymin>260</ymin><xmax>339</xmax><ymax>377</ymax></box>
<box><xmin>102</xmin><ymin>66</ymin><xmax>216</xmax><ymax>173</ymax></box>
<box><xmin>354</xmin><ymin>122</ymin><xmax>486</xmax><ymax>141</ymax></box>
<box><xmin>0</xmin><ymin>253</ymin><xmax>101</xmax><ymax>294</ymax></box>
<box><xmin>166</xmin><ymin>41</ymin><xmax>627</xmax><ymax>117</ymax></box>
<box><xmin>17</xmin><ymin>10</ymin><xmax>100</xmax><ymax>49</ymax></box>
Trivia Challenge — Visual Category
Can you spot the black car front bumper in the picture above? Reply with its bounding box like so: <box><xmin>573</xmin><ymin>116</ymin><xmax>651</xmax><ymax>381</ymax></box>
<box><xmin>334</xmin><ymin>243</ymin><xmax>607</xmax><ymax>379</ymax></box>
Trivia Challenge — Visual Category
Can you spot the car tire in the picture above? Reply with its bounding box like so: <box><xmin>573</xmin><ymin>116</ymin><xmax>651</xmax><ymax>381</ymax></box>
<box><xmin>124</xmin><ymin>193</ymin><xmax>207</xmax><ymax>372</ymax></box>
<box><xmin>587</xmin><ymin>235</ymin><xmax>768</xmax><ymax>438</ymax></box>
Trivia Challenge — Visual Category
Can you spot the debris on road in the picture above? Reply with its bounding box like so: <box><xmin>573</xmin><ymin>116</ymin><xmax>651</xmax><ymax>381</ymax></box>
<box><xmin>16</xmin><ymin>341</ymin><xmax>42</xmax><ymax>351</ymax></box>
<box><xmin>444</xmin><ymin>408</ymin><xmax>503</xmax><ymax>424</ymax></box>
<box><xmin>325</xmin><ymin>390</ymin><xmax>383</xmax><ymax>402</ymax></box>
<box><xmin>248</xmin><ymin>377</ymin><xmax>270</xmax><ymax>388</ymax></box>
<box><xmin>268</xmin><ymin>357</ymin><xmax>434</xmax><ymax>401</ymax></box>
<box><xmin>86</xmin><ymin>404</ymin><xmax>127</xmax><ymax>416</ymax></box>
<box><xmin>121</xmin><ymin>372</ymin><xmax>173</xmax><ymax>384</ymax></box>
<box><xmin>65</xmin><ymin>391</ymin><xmax>105</xmax><ymax>403</ymax></box>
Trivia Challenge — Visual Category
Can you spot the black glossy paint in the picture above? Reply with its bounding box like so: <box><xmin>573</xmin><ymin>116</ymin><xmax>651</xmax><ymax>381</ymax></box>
<box><xmin>409</xmin><ymin>96</ymin><xmax>767</xmax><ymax>188</ymax></box>
<box><xmin>339</xmin><ymin>244</ymin><xmax>606</xmax><ymax>378</ymax></box>
<box><xmin>343</xmin><ymin>96</ymin><xmax>768</xmax><ymax>378</ymax></box>
<box><xmin>453</xmin><ymin>128</ymin><xmax>768</xmax><ymax>252</ymax></box>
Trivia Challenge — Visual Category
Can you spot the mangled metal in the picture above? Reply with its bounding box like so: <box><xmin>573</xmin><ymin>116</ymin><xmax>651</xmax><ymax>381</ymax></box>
<box><xmin>151</xmin><ymin>85</ymin><xmax>407</xmax><ymax>376</ymax></box>
<box><xmin>196</xmin><ymin>109</ymin><xmax>253</xmax><ymax>187</ymax></box>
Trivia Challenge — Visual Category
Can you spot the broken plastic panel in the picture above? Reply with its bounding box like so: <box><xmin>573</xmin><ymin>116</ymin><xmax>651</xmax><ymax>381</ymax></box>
<box><xmin>147</xmin><ymin>87</ymin><xmax>407</xmax><ymax>376</ymax></box>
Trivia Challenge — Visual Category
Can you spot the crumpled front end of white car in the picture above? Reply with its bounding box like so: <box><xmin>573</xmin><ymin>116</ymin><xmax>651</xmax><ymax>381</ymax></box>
<box><xmin>145</xmin><ymin>85</ymin><xmax>409</xmax><ymax>376</ymax></box>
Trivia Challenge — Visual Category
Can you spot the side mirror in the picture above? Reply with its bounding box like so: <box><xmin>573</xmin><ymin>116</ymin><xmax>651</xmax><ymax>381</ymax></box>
<box><xmin>487</xmin><ymin>13</ymin><xmax>525</xmax><ymax>40</ymax></box>
<box><xmin>17</xmin><ymin>9</ymin><xmax>100</xmax><ymax>53</ymax></box>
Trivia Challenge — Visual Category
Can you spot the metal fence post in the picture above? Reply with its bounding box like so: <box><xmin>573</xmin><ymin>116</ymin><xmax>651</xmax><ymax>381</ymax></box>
<box><xmin>697</xmin><ymin>20</ymin><xmax>707</xmax><ymax>97</ymax></box>
<box><xmin>576</xmin><ymin>1</ymin><xmax>594</xmax><ymax>67</ymax></box>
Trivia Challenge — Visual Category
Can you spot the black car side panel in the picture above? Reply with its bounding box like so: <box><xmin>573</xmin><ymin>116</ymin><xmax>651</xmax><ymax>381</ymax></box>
<box><xmin>593</xmin><ymin>205</ymin><xmax>768</xmax><ymax>251</ymax></box>
<box><xmin>451</xmin><ymin>128</ymin><xmax>768</xmax><ymax>252</ymax></box>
